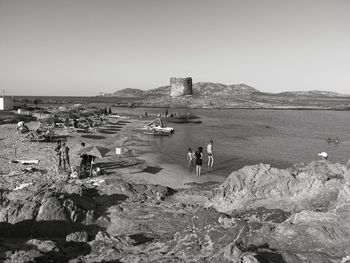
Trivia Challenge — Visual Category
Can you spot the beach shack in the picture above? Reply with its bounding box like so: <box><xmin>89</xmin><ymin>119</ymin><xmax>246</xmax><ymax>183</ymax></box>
<box><xmin>0</xmin><ymin>96</ymin><xmax>14</xmax><ymax>110</ymax></box>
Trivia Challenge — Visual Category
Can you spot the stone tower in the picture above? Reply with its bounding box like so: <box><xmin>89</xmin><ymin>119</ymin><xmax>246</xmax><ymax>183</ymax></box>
<box><xmin>170</xmin><ymin>77</ymin><xmax>193</xmax><ymax>97</ymax></box>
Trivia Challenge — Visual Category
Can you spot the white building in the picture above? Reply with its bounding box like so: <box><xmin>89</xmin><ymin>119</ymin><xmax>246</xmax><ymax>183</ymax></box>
<box><xmin>0</xmin><ymin>96</ymin><xmax>14</xmax><ymax>110</ymax></box>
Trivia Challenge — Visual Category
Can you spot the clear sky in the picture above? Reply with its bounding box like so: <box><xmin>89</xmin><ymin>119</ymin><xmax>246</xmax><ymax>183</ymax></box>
<box><xmin>1</xmin><ymin>0</ymin><xmax>350</xmax><ymax>96</ymax></box>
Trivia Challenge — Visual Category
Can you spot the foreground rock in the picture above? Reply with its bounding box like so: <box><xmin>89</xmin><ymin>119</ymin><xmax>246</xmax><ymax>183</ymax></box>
<box><xmin>208</xmin><ymin>160</ymin><xmax>347</xmax><ymax>213</ymax></box>
<box><xmin>2</xmin><ymin>161</ymin><xmax>350</xmax><ymax>262</ymax></box>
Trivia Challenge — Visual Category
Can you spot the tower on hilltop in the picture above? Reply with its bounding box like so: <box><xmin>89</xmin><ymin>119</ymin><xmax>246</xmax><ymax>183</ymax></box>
<box><xmin>170</xmin><ymin>77</ymin><xmax>193</xmax><ymax>97</ymax></box>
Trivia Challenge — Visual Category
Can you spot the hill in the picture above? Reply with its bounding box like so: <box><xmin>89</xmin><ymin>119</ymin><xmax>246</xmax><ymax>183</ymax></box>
<box><xmin>192</xmin><ymin>82</ymin><xmax>258</xmax><ymax>96</ymax></box>
<box><xmin>112</xmin><ymin>88</ymin><xmax>146</xmax><ymax>98</ymax></box>
<box><xmin>112</xmin><ymin>82</ymin><xmax>258</xmax><ymax>98</ymax></box>
<box><xmin>110</xmin><ymin>82</ymin><xmax>350</xmax><ymax>109</ymax></box>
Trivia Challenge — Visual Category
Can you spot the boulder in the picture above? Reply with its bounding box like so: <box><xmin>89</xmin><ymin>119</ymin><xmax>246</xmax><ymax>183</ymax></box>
<box><xmin>255</xmin><ymin>209</ymin><xmax>350</xmax><ymax>260</ymax></box>
<box><xmin>208</xmin><ymin>161</ymin><xmax>347</xmax><ymax>213</ymax></box>
<box><xmin>66</xmin><ymin>231</ymin><xmax>89</xmax><ymax>243</ymax></box>
<box><xmin>55</xmin><ymin>182</ymin><xmax>89</xmax><ymax>196</ymax></box>
<box><xmin>36</xmin><ymin>197</ymin><xmax>68</xmax><ymax>222</ymax></box>
<box><xmin>26</xmin><ymin>239</ymin><xmax>60</xmax><ymax>253</ymax></box>
<box><xmin>33</xmin><ymin>196</ymin><xmax>72</xmax><ymax>237</ymax></box>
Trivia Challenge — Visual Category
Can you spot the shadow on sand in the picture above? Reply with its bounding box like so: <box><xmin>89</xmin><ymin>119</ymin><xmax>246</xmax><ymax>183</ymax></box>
<box><xmin>130</xmin><ymin>166</ymin><xmax>163</xmax><ymax>175</ymax></box>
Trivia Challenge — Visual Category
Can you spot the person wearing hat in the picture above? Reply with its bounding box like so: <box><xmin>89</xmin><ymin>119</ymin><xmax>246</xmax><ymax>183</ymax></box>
<box><xmin>318</xmin><ymin>152</ymin><xmax>328</xmax><ymax>160</ymax></box>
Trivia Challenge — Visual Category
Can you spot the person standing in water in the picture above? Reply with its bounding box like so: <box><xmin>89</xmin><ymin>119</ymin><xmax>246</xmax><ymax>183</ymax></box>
<box><xmin>187</xmin><ymin>148</ymin><xmax>195</xmax><ymax>168</ymax></box>
<box><xmin>207</xmin><ymin>140</ymin><xmax>214</xmax><ymax>171</ymax></box>
<box><xmin>195</xmin><ymin>146</ymin><xmax>203</xmax><ymax>176</ymax></box>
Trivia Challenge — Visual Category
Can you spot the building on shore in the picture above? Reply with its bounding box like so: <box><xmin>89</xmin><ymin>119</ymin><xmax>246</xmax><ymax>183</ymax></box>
<box><xmin>99</xmin><ymin>92</ymin><xmax>112</xmax><ymax>97</ymax></box>
<box><xmin>0</xmin><ymin>96</ymin><xmax>14</xmax><ymax>110</ymax></box>
<box><xmin>170</xmin><ymin>77</ymin><xmax>193</xmax><ymax>97</ymax></box>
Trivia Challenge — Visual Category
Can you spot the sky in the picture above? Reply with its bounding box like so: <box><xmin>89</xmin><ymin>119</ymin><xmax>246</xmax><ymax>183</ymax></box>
<box><xmin>0</xmin><ymin>0</ymin><xmax>350</xmax><ymax>96</ymax></box>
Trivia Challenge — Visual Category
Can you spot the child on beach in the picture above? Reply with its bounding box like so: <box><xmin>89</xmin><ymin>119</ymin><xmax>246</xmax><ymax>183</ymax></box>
<box><xmin>195</xmin><ymin>146</ymin><xmax>203</xmax><ymax>176</ymax></box>
<box><xmin>187</xmin><ymin>148</ymin><xmax>195</xmax><ymax>168</ymax></box>
<box><xmin>207</xmin><ymin>140</ymin><xmax>214</xmax><ymax>170</ymax></box>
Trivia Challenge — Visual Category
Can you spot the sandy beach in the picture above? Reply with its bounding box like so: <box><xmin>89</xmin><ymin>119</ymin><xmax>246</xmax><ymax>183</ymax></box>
<box><xmin>0</xmin><ymin>115</ymin><xmax>224</xmax><ymax>191</ymax></box>
<box><xmin>2</xmin><ymin>111</ymin><xmax>350</xmax><ymax>262</ymax></box>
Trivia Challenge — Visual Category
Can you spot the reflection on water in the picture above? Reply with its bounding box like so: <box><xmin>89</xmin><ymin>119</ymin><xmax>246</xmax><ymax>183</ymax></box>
<box><xmin>120</xmin><ymin>108</ymin><xmax>350</xmax><ymax>177</ymax></box>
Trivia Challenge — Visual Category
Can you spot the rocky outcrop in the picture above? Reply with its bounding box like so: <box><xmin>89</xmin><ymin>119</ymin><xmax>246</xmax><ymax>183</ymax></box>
<box><xmin>2</xmin><ymin>161</ymin><xmax>350</xmax><ymax>262</ymax></box>
<box><xmin>193</xmin><ymin>82</ymin><xmax>257</xmax><ymax>97</ymax></box>
<box><xmin>207</xmin><ymin>160</ymin><xmax>347</xmax><ymax>213</ymax></box>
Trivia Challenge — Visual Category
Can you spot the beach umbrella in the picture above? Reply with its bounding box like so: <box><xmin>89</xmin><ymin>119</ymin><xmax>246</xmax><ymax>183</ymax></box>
<box><xmin>77</xmin><ymin>145</ymin><xmax>111</xmax><ymax>159</ymax></box>
<box><xmin>77</xmin><ymin>145</ymin><xmax>111</xmax><ymax>176</ymax></box>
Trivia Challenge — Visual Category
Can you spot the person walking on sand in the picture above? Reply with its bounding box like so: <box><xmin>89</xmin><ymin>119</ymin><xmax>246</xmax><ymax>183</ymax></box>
<box><xmin>55</xmin><ymin>141</ymin><xmax>62</xmax><ymax>171</ymax></box>
<box><xmin>195</xmin><ymin>146</ymin><xmax>203</xmax><ymax>176</ymax></box>
<box><xmin>60</xmin><ymin>142</ymin><xmax>70</xmax><ymax>171</ymax></box>
<box><xmin>187</xmin><ymin>148</ymin><xmax>195</xmax><ymax>168</ymax></box>
<box><xmin>207</xmin><ymin>140</ymin><xmax>214</xmax><ymax>170</ymax></box>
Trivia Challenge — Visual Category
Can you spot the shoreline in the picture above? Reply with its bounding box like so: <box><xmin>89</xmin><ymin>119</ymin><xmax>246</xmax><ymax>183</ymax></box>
<box><xmin>0</xmin><ymin>117</ymin><xmax>225</xmax><ymax>190</ymax></box>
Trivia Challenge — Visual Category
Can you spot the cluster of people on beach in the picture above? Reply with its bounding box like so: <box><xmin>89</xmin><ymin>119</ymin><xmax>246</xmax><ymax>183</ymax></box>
<box><xmin>55</xmin><ymin>141</ymin><xmax>71</xmax><ymax>171</ymax></box>
<box><xmin>187</xmin><ymin>140</ymin><xmax>214</xmax><ymax>176</ymax></box>
<box><xmin>54</xmin><ymin>141</ymin><xmax>97</xmax><ymax>177</ymax></box>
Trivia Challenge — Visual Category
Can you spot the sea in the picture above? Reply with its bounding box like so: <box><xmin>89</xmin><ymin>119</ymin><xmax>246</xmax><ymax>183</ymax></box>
<box><xmin>115</xmin><ymin>108</ymin><xmax>350</xmax><ymax>177</ymax></box>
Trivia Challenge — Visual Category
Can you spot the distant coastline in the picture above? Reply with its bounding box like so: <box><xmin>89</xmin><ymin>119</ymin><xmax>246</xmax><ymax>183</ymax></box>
<box><xmin>12</xmin><ymin>94</ymin><xmax>350</xmax><ymax>111</ymax></box>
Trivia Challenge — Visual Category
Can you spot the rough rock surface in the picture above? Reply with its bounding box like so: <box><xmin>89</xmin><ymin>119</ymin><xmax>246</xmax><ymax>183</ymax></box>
<box><xmin>208</xmin><ymin>160</ymin><xmax>347</xmax><ymax>213</ymax></box>
<box><xmin>2</xmin><ymin>161</ymin><xmax>350</xmax><ymax>262</ymax></box>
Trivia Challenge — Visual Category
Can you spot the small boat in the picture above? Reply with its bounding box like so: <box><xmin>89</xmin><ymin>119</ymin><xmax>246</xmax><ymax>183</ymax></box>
<box><xmin>141</xmin><ymin>118</ymin><xmax>174</xmax><ymax>134</ymax></box>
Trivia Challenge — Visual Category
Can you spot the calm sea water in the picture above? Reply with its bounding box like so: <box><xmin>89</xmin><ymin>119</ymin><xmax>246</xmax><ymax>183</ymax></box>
<box><xmin>117</xmin><ymin>108</ymin><xmax>350</xmax><ymax>177</ymax></box>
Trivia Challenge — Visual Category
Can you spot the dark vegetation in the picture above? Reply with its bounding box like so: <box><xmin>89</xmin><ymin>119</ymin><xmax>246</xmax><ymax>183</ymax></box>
<box><xmin>0</xmin><ymin>111</ymin><xmax>37</xmax><ymax>124</ymax></box>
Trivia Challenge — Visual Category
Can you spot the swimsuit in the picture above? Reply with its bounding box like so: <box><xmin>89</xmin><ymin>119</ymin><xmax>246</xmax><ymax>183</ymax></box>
<box><xmin>195</xmin><ymin>152</ymin><xmax>202</xmax><ymax>166</ymax></box>
<box><xmin>207</xmin><ymin>144</ymin><xmax>213</xmax><ymax>156</ymax></box>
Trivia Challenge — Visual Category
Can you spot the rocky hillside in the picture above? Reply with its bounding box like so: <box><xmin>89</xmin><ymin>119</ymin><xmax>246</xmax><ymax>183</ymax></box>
<box><xmin>112</xmin><ymin>88</ymin><xmax>146</xmax><ymax>98</ymax></box>
<box><xmin>192</xmin><ymin>82</ymin><xmax>258</xmax><ymax>97</ymax></box>
<box><xmin>111</xmin><ymin>83</ymin><xmax>350</xmax><ymax>109</ymax></box>
<box><xmin>113</xmin><ymin>82</ymin><xmax>257</xmax><ymax>98</ymax></box>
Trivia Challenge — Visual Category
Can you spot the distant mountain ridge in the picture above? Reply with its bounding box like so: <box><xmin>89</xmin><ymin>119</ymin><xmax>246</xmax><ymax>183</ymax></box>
<box><xmin>112</xmin><ymin>82</ymin><xmax>258</xmax><ymax>97</ymax></box>
<box><xmin>108</xmin><ymin>82</ymin><xmax>350</xmax><ymax>109</ymax></box>
<box><xmin>111</xmin><ymin>83</ymin><xmax>349</xmax><ymax>99</ymax></box>
<box><xmin>192</xmin><ymin>82</ymin><xmax>258</xmax><ymax>96</ymax></box>
<box><xmin>277</xmin><ymin>90</ymin><xmax>348</xmax><ymax>97</ymax></box>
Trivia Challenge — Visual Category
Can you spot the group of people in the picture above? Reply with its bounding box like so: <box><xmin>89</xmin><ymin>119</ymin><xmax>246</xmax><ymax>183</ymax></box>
<box><xmin>55</xmin><ymin>141</ymin><xmax>71</xmax><ymax>171</ymax></box>
<box><xmin>54</xmin><ymin>141</ymin><xmax>95</xmax><ymax>177</ymax></box>
<box><xmin>187</xmin><ymin>140</ymin><xmax>214</xmax><ymax>176</ymax></box>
